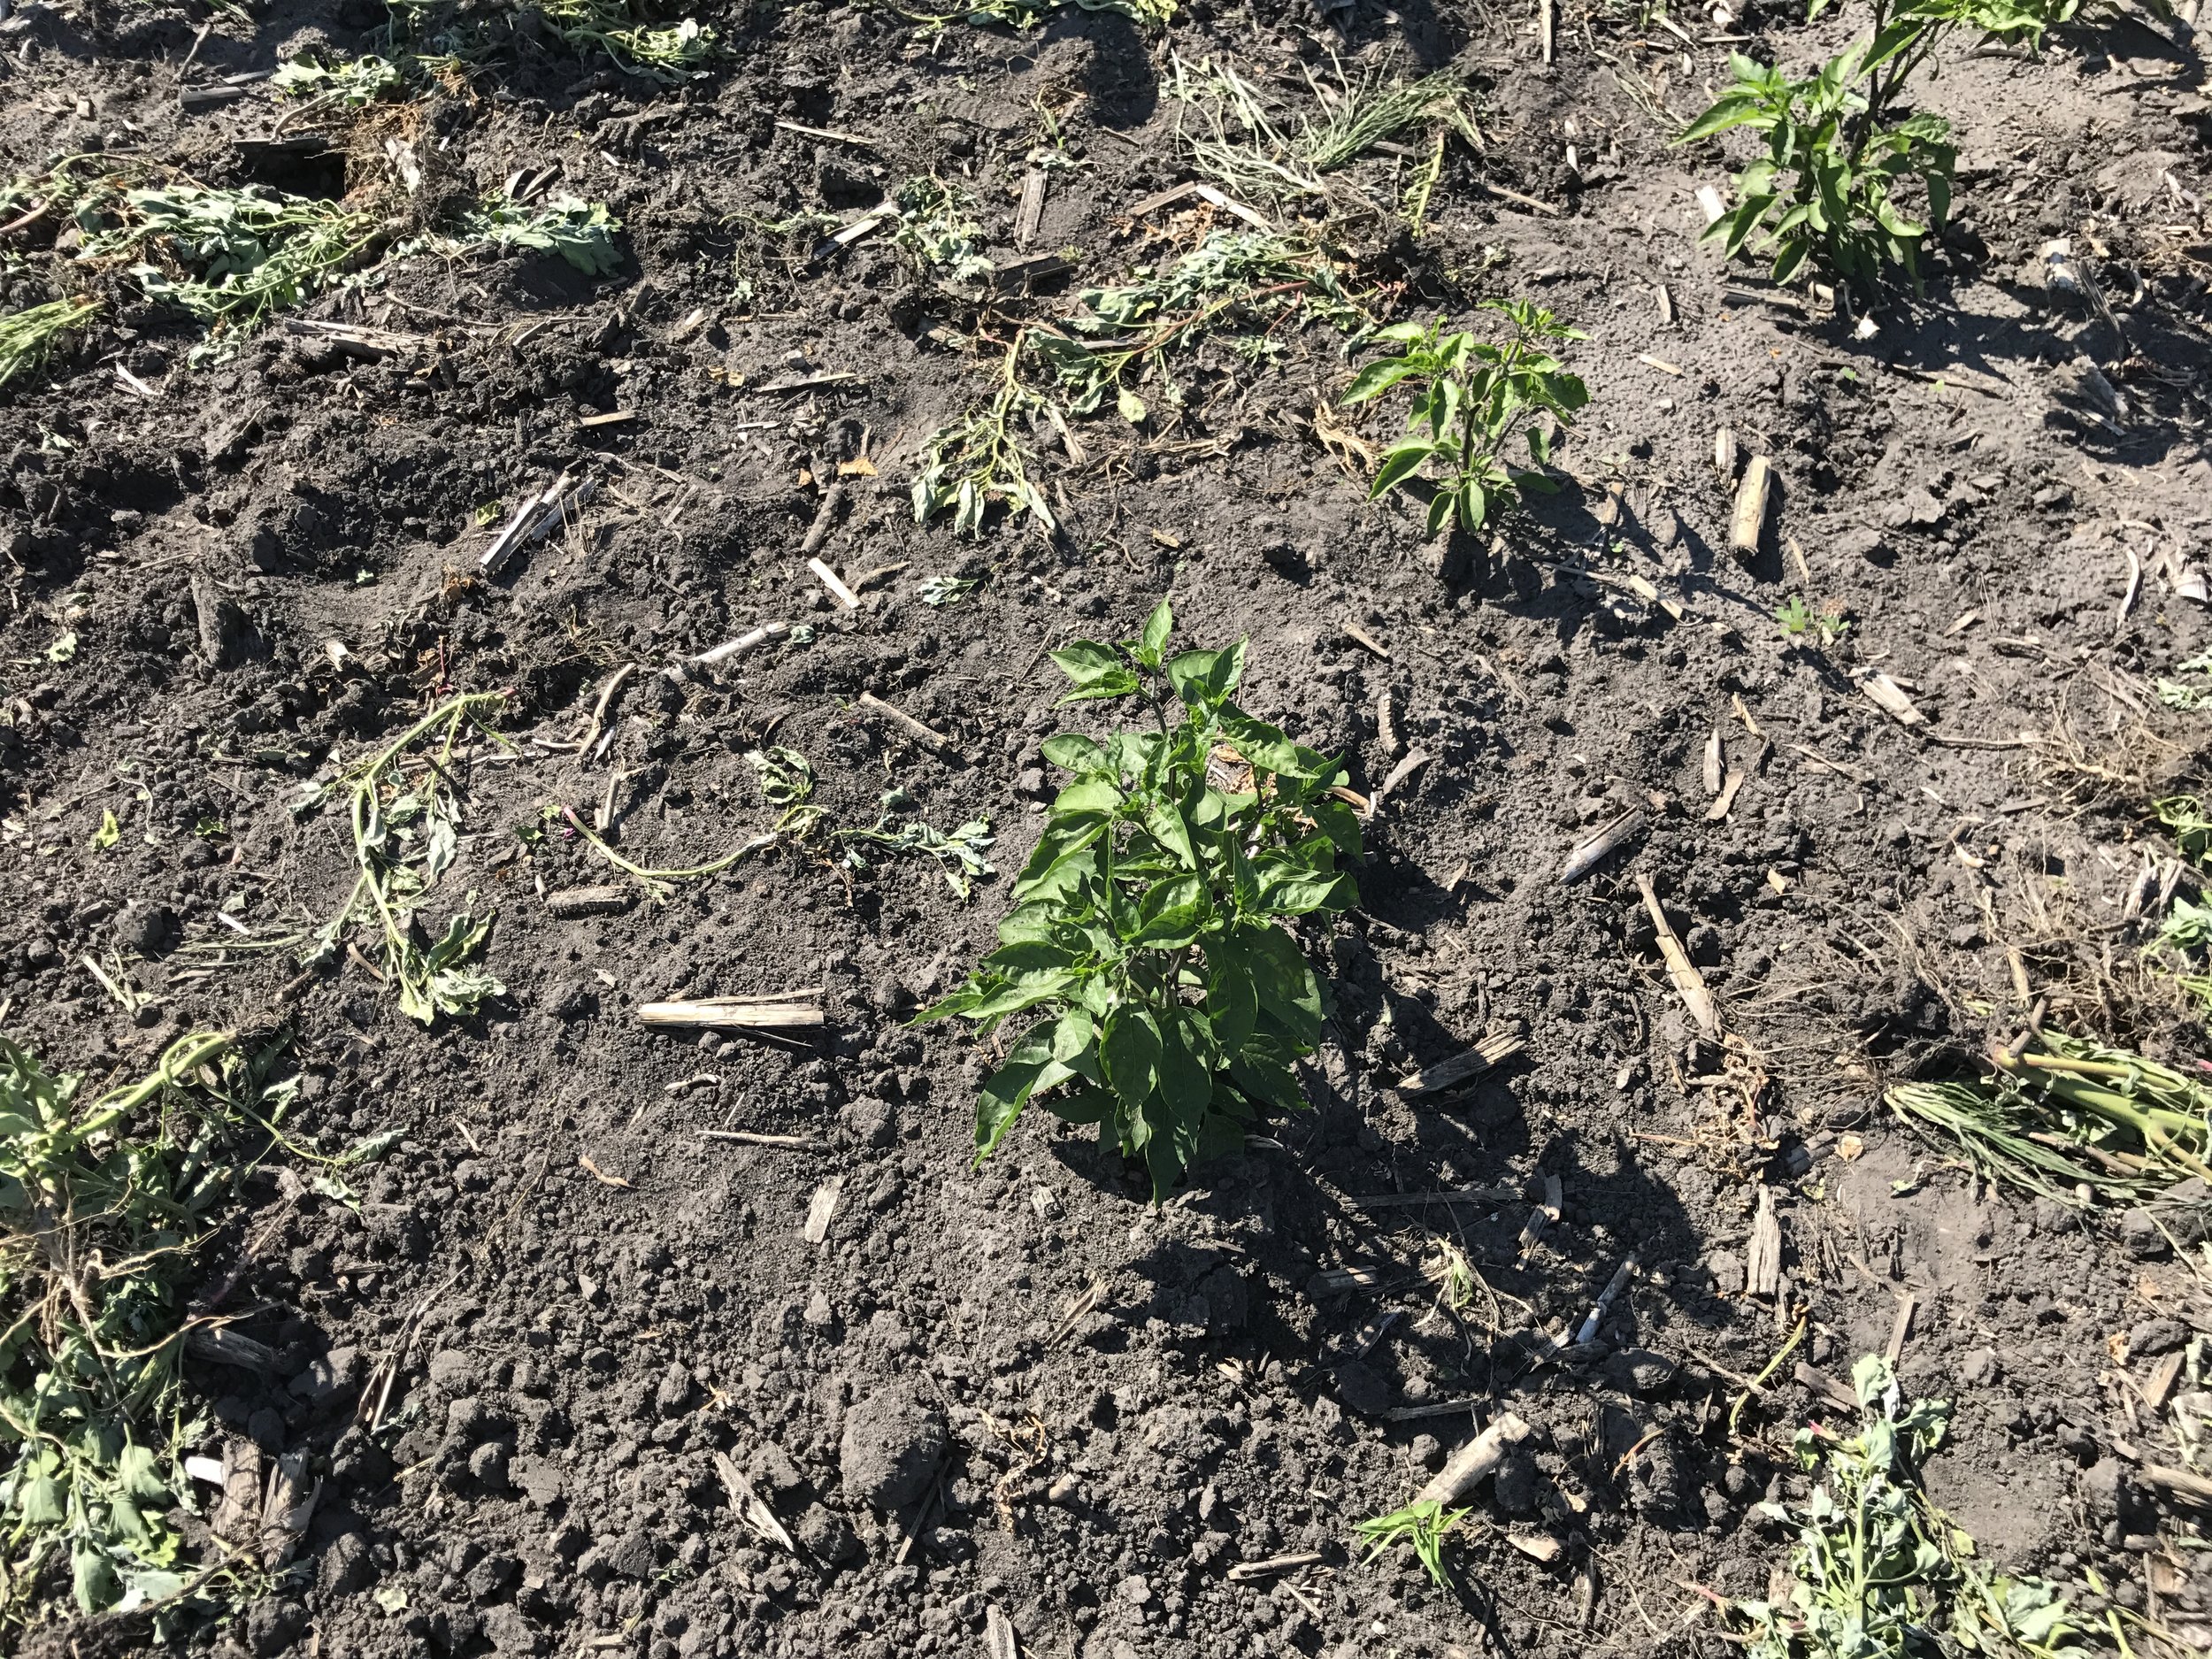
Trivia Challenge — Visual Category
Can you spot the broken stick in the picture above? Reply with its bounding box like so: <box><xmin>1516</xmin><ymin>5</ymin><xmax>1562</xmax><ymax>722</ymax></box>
<box><xmin>1636</xmin><ymin>873</ymin><xmax>1720</xmax><ymax>1037</ymax></box>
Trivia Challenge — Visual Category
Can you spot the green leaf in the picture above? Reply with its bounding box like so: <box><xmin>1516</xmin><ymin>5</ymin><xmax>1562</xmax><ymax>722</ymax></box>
<box><xmin>975</xmin><ymin>1025</ymin><xmax>1056</xmax><ymax>1159</ymax></box>
<box><xmin>1041</xmin><ymin>733</ymin><xmax>1109</xmax><ymax>774</ymax></box>
<box><xmin>1256</xmin><ymin>867</ymin><xmax>1356</xmax><ymax>918</ymax></box>
<box><xmin>1101</xmin><ymin>1005</ymin><xmax>1164</xmax><ymax>1108</ymax></box>
<box><xmin>1341</xmin><ymin>357</ymin><xmax>1424</xmax><ymax>404</ymax></box>
<box><xmin>1368</xmin><ymin>441</ymin><xmax>1432</xmax><ymax>500</ymax></box>
<box><xmin>1241</xmin><ymin>924</ymin><xmax>1325</xmax><ymax>1047</ymax></box>
<box><xmin>89</xmin><ymin>809</ymin><xmax>120</xmax><ymax>851</ymax></box>
<box><xmin>1204</xmin><ymin>958</ymin><xmax>1258</xmax><ymax>1059</ymax></box>
<box><xmin>1061</xmin><ymin>669</ymin><xmax>1141</xmax><ymax>704</ymax></box>
<box><xmin>1049</xmin><ymin>640</ymin><xmax>1125</xmax><ymax>687</ymax></box>
<box><xmin>1158</xmin><ymin>1011</ymin><xmax>1213</xmax><ymax>1128</ymax></box>
<box><xmin>1117</xmin><ymin>387</ymin><xmax>1148</xmax><ymax>425</ymax></box>
<box><xmin>1139</xmin><ymin>596</ymin><xmax>1173</xmax><ymax>661</ymax></box>
<box><xmin>1218</xmin><ymin>709</ymin><xmax>1327</xmax><ymax>780</ymax></box>
<box><xmin>1165</xmin><ymin>641</ymin><xmax>1246</xmax><ymax>708</ymax></box>
<box><xmin>1130</xmin><ymin>873</ymin><xmax>1207</xmax><ymax>947</ymax></box>
<box><xmin>1142</xmin><ymin>799</ymin><xmax>1197</xmax><ymax>870</ymax></box>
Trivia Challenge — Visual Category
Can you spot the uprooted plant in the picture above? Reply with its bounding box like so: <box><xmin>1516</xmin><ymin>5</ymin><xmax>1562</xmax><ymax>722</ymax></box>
<box><xmin>292</xmin><ymin>693</ymin><xmax>510</xmax><ymax>1024</ymax></box>
<box><xmin>1341</xmin><ymin>299</ymin><xmax>1587</xmax><ymax>540</ymax></box>
<box><xmin>1736</xmin><ymin>1356</ymin><xmax>2078</xmax><ymax>1658</ymax></box>
<box><xmin>1167</xmin><ymin>55</ymin><xmax>1478</xmax><ymax>219</ymax></box>
<box><xmin>917</xmin><ymin>600</ymin><xmax>1361</xmax><ymax>1196</ymax></box>
<box><xmin>0</xmin><ymin>298</ymin><xmax>101</xmax><ymax>390</ymax></box>
<box><xmin>383</xmin><ymin>0</ymin><xmax>713</xmax><ymax>77</ymax></box>
<box><xmin>914</xmin><ymin>230</ymin><xmax>1370</xmax><ymax>535</ymax></box>
<box><xmin>891</xmin><ymin>0</ymin><xmax>1173</xmax><ymax>36</ymax></box>
<box><xmin>1887</xmin><ymin>1027</ymin><xmax>2212</xmax><ymax>1207</ymax></box>
<box><xmin>0</xmin><ymin>1031</ymin><xmax>288</xmax><ymax>1632</ymax></box>
<box><xmin>1678</xmin><ymin>0</ymin><xmax>2070</xmax><ymax>294</ymax></box>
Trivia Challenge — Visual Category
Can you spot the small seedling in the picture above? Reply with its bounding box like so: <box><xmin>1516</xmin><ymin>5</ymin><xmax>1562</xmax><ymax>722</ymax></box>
<box><xmin>1776</xmin><ymin>595</ymin><xmax>1850</xmax><ymax>642</ymax></box>
<box><xmin>292</xmin><ymin>693</ymin><xmax>510</xmax><ymax>1024</ymax></box>
<box><xmin>1342</xmin><ymin>300</ymin><xmax>1588</xmax><ymax>540</ymax></box>
<box><xmin>0</xmin><ymin>298</ymin><xmax>101</xmax><ymax>390</ymax></box>
<box><xmin>1355</xmin><ymin>1499</ymin><xmax>1469</xmax><ymax>1589</ymax></box>
<box><xmin>1736</xmin><ymin>1356</ymin><xmax>2078</xmax><ymax>1659</ymax></box>
<box><xmin>532</xmin><ymin>0</ymin><xmax>713</xmax><ymax>76</ymax></box>
<box><xmin>918</xmin><ymin>600</ymin><xmax>1361</xmax><ymax>1196</ymax></box>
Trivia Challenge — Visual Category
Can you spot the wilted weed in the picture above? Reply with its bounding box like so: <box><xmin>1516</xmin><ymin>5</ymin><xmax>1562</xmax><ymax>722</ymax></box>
<box><xmin>292</xmin><ymin>693</ymin><xmax>510</xmax><ymax>1024</ymax></box>
<box><xmin>1887</xmin><ymin>1028</ymin><xmax>2212</xmax><ymax>1207</ymax></box>
<box><xmin>1168</xmin><ymin>55</ymin><xmax>1476</xmax><ymax>213</ymax></box>
<box><xmin>840</xmin><ymin>810</ymin><xmax>997</xmax><ymax>899</ymax></box>
<box><xmin>1736</xmin><ymin>1356</ymin><xmax>2078</xmax><ymax>1658</ymax></box>
<box><xmin>912</xmin><ymin>342</ymin><xmax>1057</xmax><ymax>538</ymax></box>
<box><xmin>81</xmin><ymin>184</ymin><xmax>379</xmax><ymax>329</ymax></box>
<box><xmin>0</xmin><ymin>1032</ymin><xmax>288</xmax><ymax>1632</ymax></box>
<box><xmin>892</xmin><ymin>176</ymin><xmax>993</xmax><ymax>283</ymax></box>
<box><xmin>897</xmin><ymin>0</ymin><xmax>1173</xmax><ymax>35</ymax></box>
<box><xmin>0</xmin><ymin>298</ymin><xmax>101</xmax><ymax>389</ymax></box>
<box><xmin>451</xmin><ymin>196</ymin><xmax>624</xmax><ymax>274</ymax></box>
<box><xmin>270</xmin><ymin>53</ymin><xmax>409</xmax><ymax>107</ymax></box>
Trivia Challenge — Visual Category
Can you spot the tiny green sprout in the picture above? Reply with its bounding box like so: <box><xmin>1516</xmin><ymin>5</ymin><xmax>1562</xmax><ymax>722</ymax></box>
<box><xmin>1775</xmin><ymin>595</ymin><xmax>1814</xmax><ymax>636</ymax></box>
<box><xmin>88</xmin><ymin>809</ymin><xmax>120</xmax><ymax>851</ymax></box>
<box><xmin>192</xmin><ymin>817</ymin><xmax>228</xmax><ymax>840</ymax></box>
<box><xmin>46</xmin><ymin>631</ymin><xmax>77</xmax><ymax>663</ymax></box>
<box><xmin>1776</xmin><ymin>595</ymin><xmax>1849</xmax><ymax>642</ymax></box>
<box><xmin>474</xmin><ymin>500</ymin><xmax>503</xmax><ymax>526</ymax></box>
<box><xmin>1355</xmin><ymin>1499</ymin><xmax>1470</xmax><ymax>1589</ymax></box>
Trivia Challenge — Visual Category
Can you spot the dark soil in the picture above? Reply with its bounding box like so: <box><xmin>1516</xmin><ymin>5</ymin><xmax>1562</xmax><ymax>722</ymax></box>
<box><xmin>3</xmin><ymin>0</ymin><xmax>2211</xmax><ymax>1654</ymax></box>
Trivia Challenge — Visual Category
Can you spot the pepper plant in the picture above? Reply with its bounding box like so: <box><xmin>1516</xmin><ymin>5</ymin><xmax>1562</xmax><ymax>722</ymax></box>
<box><xmin>918</xmin><ymin>600</ymin><xmax>1361</xmax><ymax>1196</ymax></box>
<box><xmin>1680</xmin><ymin>0</ymin><xmax>2070</xmax><ymax>294</ymax></box>
<box><xmin>1341</xmin><ymin>300</ymin><xmax>1586</xmax><ymax>541</ymax></box>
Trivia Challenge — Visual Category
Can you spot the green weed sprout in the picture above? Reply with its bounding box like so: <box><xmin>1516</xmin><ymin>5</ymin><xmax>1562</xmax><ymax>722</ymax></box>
<box><xmin>1341</xmin><ymin>299</ymin><xmax>1588</xmax><ymax>541</ymax></box>
<box><xmin>456</xmin><ymin>196</ymin><xmax>624</xmax><ymax>275</ymax></box>
<box><xmin>917</xmin><ymin>600</ymin><xmax>1360</xmax><ymax>1196</ymax></box>
<box><xmin>2155</xmin><ymin>794</ymin><xmax>2212</xmax><ymax>864</ymax></box>
<box><xmin>1355</xmin><ymin>1499</ymin><xmax>1470</xmax><ymax>1589</ymax></box>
